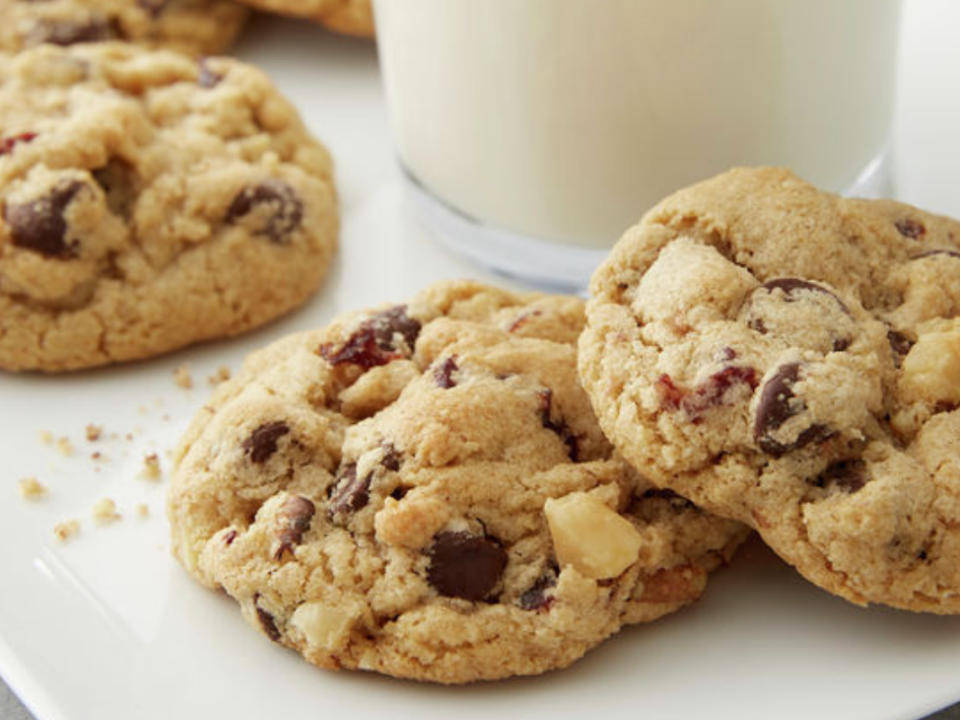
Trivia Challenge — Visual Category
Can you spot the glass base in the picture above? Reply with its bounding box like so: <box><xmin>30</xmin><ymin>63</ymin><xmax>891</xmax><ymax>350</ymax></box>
<box><xmin>403</xmin><ymin>152</ymin><xmax>892</xmax><ymax>291</ymax></box>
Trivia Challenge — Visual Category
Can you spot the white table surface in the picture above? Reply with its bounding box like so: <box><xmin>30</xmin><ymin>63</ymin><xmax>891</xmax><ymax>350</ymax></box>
<box><xmin>3</xmin><ymin>1</ymin><xmax>960</xmax><ymax>718</ymax></box>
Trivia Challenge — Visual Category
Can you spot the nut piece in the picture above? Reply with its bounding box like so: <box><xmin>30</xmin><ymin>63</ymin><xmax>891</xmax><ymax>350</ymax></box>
<box><xmin>544</xmin><ymin>492</ymin><xmax>642</xmax><ymax>580</ymax></box>
<box><xmin>290</xmin><ymin>601</ymin><xmax>356</xmax><ymax>652</ymax></box>
<box><xmin>18</xmin><ymin>476</ymin><xmax>48</xmax><ymax>500</ymax></box>
<box><xmin>900</xmin><ymin>318</ymin><xmax>960</xmax><ymax>406</ymax></box>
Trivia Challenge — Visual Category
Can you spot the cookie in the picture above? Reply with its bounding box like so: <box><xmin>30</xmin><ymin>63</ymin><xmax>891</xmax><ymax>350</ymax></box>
<box><xmin>580</xmin><ymin>166</ymin><xmax>960</xmax><ymax>613</ymax></box>
<box><xmin>237</xmin><ymin>0</ymin><xmax>373</xmax><ymax>38</ymax></box>
<box><xmin>0</xmin><ymin>43</ymin><xmax>337</xmax><ymax>372</ymax></box>
<box><xmin>0</xmin><ymin>0</ymin><xmax>248</xmax><ymax>57</ymax></box>
<box><xmin>168</xmin><ymin>280</ymin><xmax>747</xmax><ymax>683</ymax></box>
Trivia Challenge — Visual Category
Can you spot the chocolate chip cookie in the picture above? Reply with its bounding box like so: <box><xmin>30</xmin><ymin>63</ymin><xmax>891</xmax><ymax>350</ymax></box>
<box><xmin>0</xmin><ymin>43</ymin><xmax>337</xmax><ymax>372</ymax></box>
<box><xmin>0</xmin><ymin>0</ymin><xmax>248</xmax><ymax>56</ymax></box>
<box><xmin>580</xmin><ymin>166</ymin><xmax>960</xmax><ymax>613</ymax></box>
<box><xmin>168</xmin><ymin>280</ymin><xmax>747</xmax><ymax>683</ymax></box>
<box><xmin>236</xmin><ymin>0</ymin><xmax>373</xmax><ymax>38</ymax></box>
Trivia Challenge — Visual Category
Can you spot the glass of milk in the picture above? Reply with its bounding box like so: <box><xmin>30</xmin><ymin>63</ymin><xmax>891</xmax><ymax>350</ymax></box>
<box><xmin>374</xmin><ymin>0</ymin><xmax>902</xmax><ymax>289</ymax></box>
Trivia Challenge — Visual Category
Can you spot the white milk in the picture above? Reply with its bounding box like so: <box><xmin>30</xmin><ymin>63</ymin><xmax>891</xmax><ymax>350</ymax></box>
<box><xmin>374</xmin><ymin>0</ymin><xmax>901</xmax><ymax>261</ymax></box>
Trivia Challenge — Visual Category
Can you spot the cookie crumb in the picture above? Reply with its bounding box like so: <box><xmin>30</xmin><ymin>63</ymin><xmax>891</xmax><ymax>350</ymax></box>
<box><xmin>85</xmin><ymin>424</ymin><xmax>103</xmax><ymax>442</ymax></box>
<box><xmin>136</xmin><ymin>503</ymin><xmax>150</xmax><ymax>518</ymax></box>
<box><xmin>208</xmin><ymin>366</ymin><xmax>232</xmax><ymax>385</ymax></box>
<box><xmin>90</xmin><ymin>451</ymin><xmax>107</xmax><ymax>462</ymax></box>
<box><xmin>140</xmin><ymin>453</ymin><xmax>162</xmax><ymax>481</ymax></box>
<box><xmin>55</xmin><ymin>437</ymin><xmax>75</xmax><ymax>457</ymax></box>
<box><xmin>92</xmin><ymin>498</ymin><xmax>121</xmax><ymax>524</ymax></box>
<box><xmin>173</xmin><ymin>363</ymin><xmax>193</xmax><ymax>389</ymax></box>
<box><xmin>38</xmin><ymin>430</ymin><xmax>54</xmax><ymax>445</ymax></box>
<box><xmin>18</xmin><ymin>477</ymin><xmax>48</xmax><ymax>500</ymax></box>
<box><xmin>53</xmin><ymin>519</ymin><xmax>81</xmax><ymax>542</ymax></box>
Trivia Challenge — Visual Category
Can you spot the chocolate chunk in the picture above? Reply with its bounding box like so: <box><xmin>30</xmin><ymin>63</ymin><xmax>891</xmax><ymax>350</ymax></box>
<box><xmin>657</xmin><ymin>366</ymin><xmax>758</xmax><ymax>423</ymax></box>
<box><xmin>433</xmin><ymin>355</ymin><xmax>459</xmax><ymax>389</ymax></box>
<box><xmin>754</xmin><ymin>363</ymin><xmax>828</xmax><ymax>457</ymax></box>
<box><xmin>537</xmin><ymin>388</ymin><xmax>579</xmax><ymax>461</ymax></box>
<box><xmin>640</xmin><ymin>487</ymin><xmax>696</xmax><ymax>510</ymax></box>
<box><xmin>815</xmin><ymin>459</ymin><xmax>868</xmax><ymax>493</ymax></box>
<box><xmin>328</xmin><ymin>463</ymin><xmax>370</xmax><ymax>519</ymax></box>
<box><xmin>896</xmin><ymin>218</ymin><xmax>926</xmax><ymax>240</ymax></box>
<box><xmin>241</xmin><ymin>421</ymin><xmax>290</xmax><ymax>463</ymax></box>
<box><xmin>759</xmin><ymin>278</ymin><xmax>848</xmax><ymax>311</ymax></box>
<box><xmin>197</xmin><ymin>58</ymin><xmax>223</xmax><ymax>89</ymax></box>
<box><xmin>31</xmin><ymin>18</ymin><xmax>117</xmax><ymax>45</ymax></box>
<box><xmin>427</xmin><ymin>531</ymin><xmax>508</xmax><ymax>601</ymax></box>
<box><xmin>275</xmin><ymin>495</ymin><xmax>315</xmax><ymax>558</ymax></box>
<box><xmin>255</xmin><ymin>601</ymin><xmax>281</xmax><ymax>642</ymax></box>
<box><xmin>519</xmin><ymin>566</ymin><xmax>558</xmax><ymax>611</ymax></box>
<box><xmin>4</xmin><ymin>180</ymin><xmax>85</xmax><ymax>258</ymax></box>
<box><xmin>319</xmin><ymin>306</ymin><xmax>421</xmax><ymax>370</ymax></box>
<box><xmin>226</xmin><ymin>179</ymin><xmax>303</xmax><ymax>243</ymax></box>
<box><xmin>0</xmin><ymin>132</ymin><xmax>37</xmax><ymax>156</ymax></box>
<box><xmin>746</xmin><ymin>278</ymin><xmax>853</xmax><ymax>352</ymax></box>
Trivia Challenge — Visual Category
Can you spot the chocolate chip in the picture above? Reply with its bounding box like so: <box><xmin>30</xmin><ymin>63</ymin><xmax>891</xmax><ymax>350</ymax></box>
<box><xmin>433</xmin><ymin>355</ymin><xmax>459</xmax><ymax>389</ymax></box>
<box><xmin>745</xmin><ymin>278</ymin><xmax>853</xmax><ymax>353</ymax></box>
<box><xmin>640</xmin><ymin>487</ymin><xmax>696</xmax><ymax>510</ymax></box>
<box><xmin>814</xmin><ymin>459</ymin><xmax>868</xmax><ymax>493</ymax></box>
<box><xmin>31</xmin><ymin>18</ymin><xmax>117</xmax><ymax>45</ymax></box>
<box><xmin>275</xmin><ymin>495</ymin><xmax>315</xmax><ymax>558</ymax></box>
<box><xmin>427</xmin><ymin>531</ymin><xmax>507</xmax><ymax>601</ymax></box>
<box><xmin>389</xmin><ymin>485</ymin><xmax>410</xmax><ymax>501</ymax></box>
<box><xmin>537</xmin><ymin>388</ymin><xmax>579</xmax><ymax>461</ymax></box>
<box><xmin>896</xmin><ymin>218</ymin><xmax>926</xmax><ymax>240</ymax></box>
<box><xmin>887</xmin><ymin>329</ymin><xmax>914</xmax><ymax>366</ymax></box>
<box><xmin>226</xmin><ymin>179</ymin><xmax>303</xmax><ymax>243</ymax></box>
<box><xmin>381</xmin><ymin>442</ymin><xmax>401</xmax><ymax>472</ymax></box>
<box><xmin>328</xmin><ymin>463</ymin><xmax>370</xmax><ymax>519</ymax></box>
<box><xmin>0</xmin><ymin>132</ymin><xmax>37</xmax><ymax>156</ymax></box>
<box><xmin>656</xmin><ymin>366</ymin><xmax>758</xmax><ymax>423</ymax></box>
<box><xmin>242</xmin><ymin>421</ymin><xmax>290</xmax><ymax>464</ymax></box>
<box><xmin>519</xmin><ymin>566</ymin><xmax>558</xmax><ymax>611</ymax></box>
<box><xmin>754</xmin><ymin>363</ymin><xmax>829</xmax><ymax>457</ymax></box>
<box><xmin>4</xmin><ymin>180</ymin><xmax>85</xmax><ymax>258</ymax></box>
<box><xmin>367</xmin><ymin>305</ymin><xmax>421</xmax><ymax>351</ymax></box>
<box><xmin>197</xmin><ymin>58</ymin><xmax>223</xmax><ymax>89</ymax></box>
<box><xmin>255</xmin><ymin>600</ymin><xmax>281</xmax><ymax>642</ymax></box>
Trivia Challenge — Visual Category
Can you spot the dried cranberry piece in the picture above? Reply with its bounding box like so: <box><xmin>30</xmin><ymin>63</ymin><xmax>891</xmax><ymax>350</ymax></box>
<box><xmin>242</xmin><ymin>421</ymin><xmax>289</xmax><ymax>463</ymax></box>
<box><xmin>427</xmin><ymin>531</ymin><xmax>507</xmax><ymax>601</ymax></box>
<box><xmin>896</xmin><ymin>218</ymin><xmax>926</xmax><ymax>240</ymax></box>
<box><xmin>537</xmin><ymin>389</ymin><xmax>579</xmax><ymax>461</ymax></box>
<box><xmin>433</xmin><ymin>355</ymin><xmax>459</xmax><ymax>388</ymax></box>
<box><xmin>32</xmin><ymin>18</ymin><xmax>117</xmax><ymax>45</ymax></box>
<box><xmin>912</xmin><ymin>249</ymin><xmax>960</xmax><ymax>260</ymax></box>
<box><xmin>814</xmin><ymin>459</ymin><xmax>868</xmax><ymax>493</ymax></box>
<box><xmin>223</xmin><ymin>529</ymin><xmax>238</xmax><ymax>546</ymax></box>
<box><xmin>657</xmin><ymin>366</ymin><xmax>758</xmax><ymax>423</ymax></box>
<box><xmin>319</xmin><ymin>306</ymin><xmax>421</xmax><ymax>370</ymax></box>
<box><xmin>226</xmin><ymin>179</ymin><xmax>303</xmax><ymax>243</ymax></box>
<box><xmin>0</xmin><ymin>132</ymin><xmax>37</xmax><ymax>156</ymax></box>
<box><xmin>506</xmin><ymin>309</ymin><xmax>542</xmax><ymax>333</ymax></box>
<box><xmin>328</xmin><ymin>463</ymin><xmax>370</xmax><ymax>520</ymax></box>
<box><xmin>754</xmin><ymin>363</ymin><xmax>829</xmax><ymax>457</ymax></box>
<box><xmin>519</xmin><ymin>566</ymin><xmax>558</xmax><ymax>611</ymax></box>
<box><xmin>4</xmin><ymin>180</ymin><xmax>86</xmax><ymax>258</ymax></box>
<box><xmin>275</xmin><ymin>495</ymin><xmax>315</xmax><ymax>558</ymax></box>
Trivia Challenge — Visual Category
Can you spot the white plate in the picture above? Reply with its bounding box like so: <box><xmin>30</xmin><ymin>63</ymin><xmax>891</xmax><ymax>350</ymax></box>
<box><xmin>3</xmin><ymin>7</ymin><xmax>960</xmax><ymax>720</ymax></box>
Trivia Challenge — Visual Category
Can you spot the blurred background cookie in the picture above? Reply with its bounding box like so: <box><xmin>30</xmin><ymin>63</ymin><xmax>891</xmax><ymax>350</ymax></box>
<box><xmin>0</xmin><ymin>43</ymin><xmax>337</xmax><ymax>372</ymax></box>
<box><xmin>0</xmin><ymin>0</ymin><xmax>249</xmax><ymax>56</ymax></box>
<box><xmin>235</xmin><ymin>0</ymin><xmax>373</xmax><ymax>38</ymax></box>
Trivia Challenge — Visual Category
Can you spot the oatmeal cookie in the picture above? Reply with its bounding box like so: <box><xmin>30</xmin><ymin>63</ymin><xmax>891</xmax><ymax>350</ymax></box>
<box><xmin>169</xmin><ymin>280</ymin><xmax>746</xmax><ymax>683</ymax></box>
<box><xmin>0</xmin><ymin>43</ymin><xmax>337</xmax><ymax>372</ymax></box>
<box><xmin>580</xmin><ymin>166</ymin><xmax>960</xmax><ymax>613</ymax></box>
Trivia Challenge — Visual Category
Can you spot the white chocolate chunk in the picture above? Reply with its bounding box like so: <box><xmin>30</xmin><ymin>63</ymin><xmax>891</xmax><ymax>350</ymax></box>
<box><xmin>291</xmin><ymin>601</ymin><xmax>356</xmax><ymax>652</ymax></box>
<box><xmin>900</xmin><ymin>318</ymin><xmax>960</xmax><ymax>405</ymax></box>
